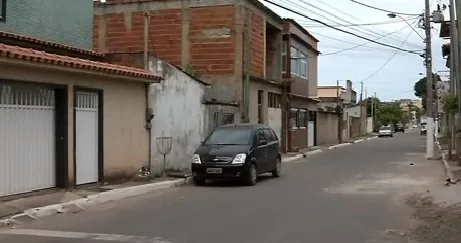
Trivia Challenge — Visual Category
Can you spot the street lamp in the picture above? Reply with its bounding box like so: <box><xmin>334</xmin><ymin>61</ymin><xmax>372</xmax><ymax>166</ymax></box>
<box><xmin>387</xmin><ymin>13</ymin><xmax>425</xmax><ymax>40</ymax></box>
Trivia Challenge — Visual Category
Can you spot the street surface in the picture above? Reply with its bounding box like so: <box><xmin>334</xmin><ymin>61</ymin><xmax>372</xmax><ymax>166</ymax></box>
<box><xmin>0</xmin><ymin>129</ymin><xmax>444</xmax><ymax>243</ymax></box>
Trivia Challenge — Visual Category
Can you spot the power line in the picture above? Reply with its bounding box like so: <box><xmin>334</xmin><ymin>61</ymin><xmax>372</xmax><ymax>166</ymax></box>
<box><xmin>321</xmin><ymin>24</ymin><xmax>421</xmax><ymax>56</ymax></box>
<box><xmin>297</xmin><ymin>18</ymin><xmax>419</xmax><ymax>28</ymax></box>
<box><xmin>262</xmin><ymin>0</ymin><xmax>423</xmax><ymax>56</ymax></box>
<box><xmin>359</xmin><ymin>25</ymin><xmax>416</xmax><ymax>82</ymax></box>
<box><xmin>348</xmin><ymin>0</ymin><xmax>422</xmax><ymax>16</ymax></box>
<box><xmin>280</xmin><ymin>0</ymin><xmax>423</xmax><ymax>49</ymax></box>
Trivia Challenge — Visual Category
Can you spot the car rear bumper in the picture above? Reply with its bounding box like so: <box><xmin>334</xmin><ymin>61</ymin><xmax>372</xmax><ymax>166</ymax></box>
<box><xmin>378</xmin><ymin>133</ymin><xmax>392</xmax><ymax>137</ymax></box>
<box><xmin>191</xmin><ymin>163</ymin><xmax>248</xmax><ymax>179</ymax></box>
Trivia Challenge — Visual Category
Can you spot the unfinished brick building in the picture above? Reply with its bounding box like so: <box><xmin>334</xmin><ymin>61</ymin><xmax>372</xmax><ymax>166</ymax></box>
<box><xmin>94</xmin><ymin>0</ymin><xmax>286</xmax><ymax>148</ymax></box>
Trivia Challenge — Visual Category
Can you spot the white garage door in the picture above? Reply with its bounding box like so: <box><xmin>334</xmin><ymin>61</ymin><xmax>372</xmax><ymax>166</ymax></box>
<box><xmin>0</xmin><ymin>84</ymin><xmax>56</xmax><ymax>197</ymax></box>
<box><xmin>268</xmin><ymin>107</ymin><xmax>282</xmax><ymax>142</ymax></box>
<box><xmin>75</xmin><ymin>91</ymin><xmax>99</xmax><ymax>185</ymax></box>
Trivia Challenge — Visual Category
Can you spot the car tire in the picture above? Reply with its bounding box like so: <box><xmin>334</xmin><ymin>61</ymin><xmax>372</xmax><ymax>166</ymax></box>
<box><xmin>272</xmin><ymin>158</ymin><xmax>281</xmax><ymax>177</ymax></box>
<box><xmin>244</xmin><ymin>164</ymin><xmax>257</xmax><ymax>186</ymax></box>
<box><xmin>193</xmin><ymin>177</ymin><xmax>206</xmax><ymax>186</ymax></box>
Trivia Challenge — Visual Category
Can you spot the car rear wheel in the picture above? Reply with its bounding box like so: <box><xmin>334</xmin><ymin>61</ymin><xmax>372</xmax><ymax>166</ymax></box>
<box><xmin>193</xmin><ymin>177</ymin><xmax>206</xmax><ymax>186</ymax></box>
<box><xmin>244</xmin><ymin>164</ymin><xmax>257</xmax><ymax>186</ymax></box>
<box><xmin>272</xmin><ymin>158</ymin><xmax>281</xmax><ymax>177</ymax></box>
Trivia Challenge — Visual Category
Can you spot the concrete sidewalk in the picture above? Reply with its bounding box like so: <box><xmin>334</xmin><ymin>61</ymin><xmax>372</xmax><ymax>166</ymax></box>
<box><xmin>0</xmin><ymin>177</ymin><xmax>191</xmax><ymax>228</ymax></box>
<box><xmin>282</xmin><ymin>135</ymin><xmax>378</xmax><ymax>162</ymax></box>
<box><xmin>435</xmin><ymin>137</ymin><xmax>461</xmax><ymax>180</ymax></box>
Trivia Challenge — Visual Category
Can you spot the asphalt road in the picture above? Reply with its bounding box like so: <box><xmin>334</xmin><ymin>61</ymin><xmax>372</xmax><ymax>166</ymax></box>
<box><xmin>0</xmin><ymin>129</ymin><xmax>443</xmax><ymax>243</ymax></box>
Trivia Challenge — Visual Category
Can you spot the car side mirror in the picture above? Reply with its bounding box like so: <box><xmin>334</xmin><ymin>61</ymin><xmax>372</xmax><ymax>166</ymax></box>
<box><xmin>259</xmin><ymin>140</ymin><xmax>267</xmax><ymax>146</ymax></box>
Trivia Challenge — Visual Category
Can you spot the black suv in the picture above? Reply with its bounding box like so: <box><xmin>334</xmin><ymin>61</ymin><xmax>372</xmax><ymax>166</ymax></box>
<box><xmin>191</xmin><ymin>124</ymin><xmax>282</xmax><ymax>186</ymax></box>
<box><xmin>395</xmin><ymin>124</ymin><xmax>405</xmax><ymax>133</ymax></box>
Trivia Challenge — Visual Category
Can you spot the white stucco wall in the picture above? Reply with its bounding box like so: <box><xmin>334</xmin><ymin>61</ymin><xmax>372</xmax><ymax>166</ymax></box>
<box><xmin>149</xmin><ymin>60</ymin><xmax>208</xmax><ymax>175</ymax></box>
<box><xmin>367</xmin><ymin>117</ymin><xmax>373</xmax><ymax>134</ymax></box>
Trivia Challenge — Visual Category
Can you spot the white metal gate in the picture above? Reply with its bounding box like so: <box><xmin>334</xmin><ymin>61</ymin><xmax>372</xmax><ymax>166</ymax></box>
<box><xmin>268</xmin><ymin>107</ymin><xmax>282</xmax><ymax>141</ymax></box>
<box><xmin>308</xmin><ymin>121</ymin><xmax>315</xmax><ymax>147</ymax></box>
<box><xmin>0</xmin><ymin>84</ymin><xmax>56</xmax><ymax>197</ymax></box>
<box><xmin>75</xmin><ymin>92</ymin><xmax>99</xmax><ymax>185</ymax></box>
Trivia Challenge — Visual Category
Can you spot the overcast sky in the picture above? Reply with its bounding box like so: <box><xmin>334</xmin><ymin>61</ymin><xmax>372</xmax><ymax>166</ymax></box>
<box><xmin>263</xmin><ymin>0</ymin><xmax>447</xmax><ymax>102</ymax></box>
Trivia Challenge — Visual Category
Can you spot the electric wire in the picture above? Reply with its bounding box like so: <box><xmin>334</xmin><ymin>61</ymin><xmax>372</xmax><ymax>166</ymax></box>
<box><xmin>279</xmin><ymin>0</ymin><xmax>424</xmax><ymax>49</ymax></box>
<box><xmin>261</xmin><ymin>0</ymin><xmax>423</xmax><ymax>56</ymax></box>
<box><xmin>358</xmin><ymin>22</ymin><xmax>417</xmax><ymax>83</ymax></box>
<box><xmin>321</xmin><ymin>24</ymin><xmax>418</xmax><ymax>56</ymax></box>
<box><xmin>297</xmin><ymin>18</ymin><xmax>419</xmax><ymax>28</ymax></box>
<box><xmin>348</xmin><ymin>0</ymin><xmax>422</xmax><ymax>16</ymax></box>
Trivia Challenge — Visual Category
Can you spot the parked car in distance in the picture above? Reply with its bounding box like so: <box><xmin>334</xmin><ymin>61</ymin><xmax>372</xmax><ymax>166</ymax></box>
<box><xmin>412</xmin><ymin>124</ymin><xmax>418</xmax><ymax>128</ymax></box>
<box><xmin>395</xmin><ymin>124</ymin><xmax>405</xmax><ymax>133</ymax></box>
<box><xmin>421</xmin><ymin>122</ymin><xmax>427</xmax><ymax>135</ymax></box>
<box><xmin>378</xmin><ymin>126</ymin><xmax>393</xmax><ymax>137</ymax></box>
<box><xmin>191</xmin><ymin>124</ymin><xmax>282</xmax><ymax>186</ymax></box>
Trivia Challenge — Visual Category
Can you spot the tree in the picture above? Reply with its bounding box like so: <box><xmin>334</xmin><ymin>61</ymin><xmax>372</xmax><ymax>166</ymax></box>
<box><xmin>414</xmin><ymin>73</ymin><xmax>441</xmax><ymax>110</ymax></box>
<box><xmin>377</xmin><ymin>102</ymin><xmax>403</xmax><ymax>126</ymax></box>
<box><xmin>365</xmin><ymin>97</ymin><xmax>381</xmax><ymax>117</ymax></box>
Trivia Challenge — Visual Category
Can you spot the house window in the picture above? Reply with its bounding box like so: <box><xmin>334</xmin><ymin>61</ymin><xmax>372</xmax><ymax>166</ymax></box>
<box><xmin>290</xmin><ymin>108</ymin><xmax>298</xmax><ymax>129</ymax></box>
<box><xmin>0</xmin><ymin>0</ymin><xmax>6</xmax><ymax>22</ymax></box>
<box><xmin>290</xmin><ymin>46</ymin><xmax>298</xmax><ymax>76</ymax></box>
<box><xmin>298</xmin><ymin>109</ymin><xmax>307</xmax><ymax>128</ymax></box>
<box><xmin>268</xmin><ymin>92</ymin><xmax>281</xmax><ymax>108</ymax></box>
<box><xmin>300</xmin><ymin>53</ymin><xmax>307</xmax><ymax>78</ymax></box>
<box><xmin>258</xmin><ymin>90</ymin><xmax>264</xmax><ymax>124</ymax></box>
<box><xmin>282</xmin><ymin>41</ymin><xmax>288</xmax><ymax>73</ymax></box>
<box><xmin>290</xmin><ymin>46</ymin><xmax>308</xmax><ymax>79</ymax></box>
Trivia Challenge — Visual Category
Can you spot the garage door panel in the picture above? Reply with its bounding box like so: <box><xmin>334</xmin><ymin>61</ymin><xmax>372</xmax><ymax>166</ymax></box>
<box><xmin>0</xmin><ymin>85</ymin><xmax>56</xmax><ymax>197</ymax></box>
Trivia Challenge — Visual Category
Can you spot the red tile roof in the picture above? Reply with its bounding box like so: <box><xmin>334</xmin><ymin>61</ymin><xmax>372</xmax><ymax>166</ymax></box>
<box><xmin>0</xmin><ymin>31</ymin><xmax>104</xmax><ymax>58</ymax></box>
<box><xmin>0</xmin><ymin>43</ymin><xmax>162</xmax><ymax>81</ymax></box>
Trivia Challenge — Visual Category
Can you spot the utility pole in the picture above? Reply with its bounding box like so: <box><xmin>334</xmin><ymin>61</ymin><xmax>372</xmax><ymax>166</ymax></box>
<box><xmin>337</xmin><ymin>80</ymin><xmax>342</xmax><ymax>143</ymax></box>
<box><xmin>359</xmin><ymin>81</ymin><xmax>364</xmax><ymax>103</ymax></box>
<box><xmin>455</xmin><ymin>0</ymin><xmax>461</xmax><ymax>157</ymax></box>
<box><xmin>449</xmin><ymin>0</ymin><xmax>458</xmax><ymax>159</ymax></box>
<box><xmin>424</xmin><ymin>0</ymin><xmax>435</xmax><ymax>159</ymax></box>
<box><xmin>371</xmin><ymin>92</ymin><xmax>374</xmax><ymax>131</ymax></box>
<box><xmin>374</xmin><ymin>92</ymin><xmax>377</xmax><ymax>127</ymax></box>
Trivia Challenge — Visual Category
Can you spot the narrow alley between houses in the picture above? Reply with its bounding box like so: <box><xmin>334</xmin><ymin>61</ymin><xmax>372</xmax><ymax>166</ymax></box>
<box><xmin>0</xmin><ymin>129</ymin><xmax>453</xmax><ymax>243</ymax></box>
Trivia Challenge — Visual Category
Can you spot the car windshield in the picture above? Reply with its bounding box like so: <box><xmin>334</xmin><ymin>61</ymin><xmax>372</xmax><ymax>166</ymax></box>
<box><xmin>380</xmin><ymin>126</ymin><xmax>391</xmax><ymax>130</ymax></box>
<box><xmin>204</xmin><ymin>127</ymin><xmax>252</xmax><ymax>145</ymax></box>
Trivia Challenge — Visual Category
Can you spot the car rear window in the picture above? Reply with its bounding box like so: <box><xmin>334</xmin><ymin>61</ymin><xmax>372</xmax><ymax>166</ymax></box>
<box><xmin>204</xmin><ymin>127</ymin><xmax>252</xmax><ymax>145</ymax></box>
<box><xmin>380</xmin><ymin>126</ymin><xmax>390</xmax><ymax>130</ymax></box>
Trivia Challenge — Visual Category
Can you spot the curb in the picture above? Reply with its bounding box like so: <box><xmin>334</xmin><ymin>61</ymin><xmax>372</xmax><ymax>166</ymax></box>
<box><xmin>435</xmin><ymin>138</ymin><xmax>453</xmax><ymax>179</ymax></box>
<box><xmin>0</xmin><ymin>177</ymin><xmax>192</xmax><ymax>228</ymax></box>
<box><xmin>354</xmin><ymin>139</ymin><xmax>364</xmax><ymax>143</ymax></box>
<box><xmin>281</xmin><ymin>149</ymin><xmax>323</xmax><ymax>163</ymax></box>
<box><xmin>367</xmin><ymin>136</ymin><xmax>378</xmax><ymax>140</ymax></box>
<box><xmin>328</xmin><ymin>143</ymin><xmax>352</xmax><ymax>150</ymax></box>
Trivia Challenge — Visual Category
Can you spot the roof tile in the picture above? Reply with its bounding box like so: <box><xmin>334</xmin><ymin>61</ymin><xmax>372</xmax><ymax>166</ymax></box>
<box><xmin>0</xmin><ymin>43</ymin><xmax>162</xmax><ymax>81</ymax></box>
<box><xmin>0</xmin><ymin>31</ymin><xmax>104</xmax><ymax>58</ymax></box>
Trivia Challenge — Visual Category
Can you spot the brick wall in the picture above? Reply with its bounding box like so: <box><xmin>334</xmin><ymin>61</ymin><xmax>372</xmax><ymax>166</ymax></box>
<box><xmin>95</xmin><ymin>9</ymin><xmax>182</xmax><ymax>65</ymax></box>
<box><xmin>189</xmin><ymin>5</ymin><xmax>235</xmax><ymax>75</ymax></box>
<box><xmin>251</xmin><ymin>13</ymin><xmax>264</xmax><ymax>78</ymax></box>
<box><xmin>0</xmin><ymin>0</ymin><xmax>93</xmax><ymax>49</ymax></box>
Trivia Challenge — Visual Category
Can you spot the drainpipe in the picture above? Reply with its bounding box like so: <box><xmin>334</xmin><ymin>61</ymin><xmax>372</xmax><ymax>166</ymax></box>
<box><xmin>144</xmin><ymin>13</ymin><xmax>150</xmax><ymax>70</ymax></box>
